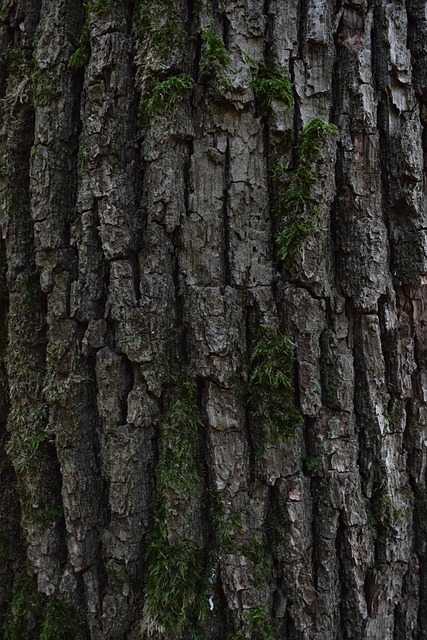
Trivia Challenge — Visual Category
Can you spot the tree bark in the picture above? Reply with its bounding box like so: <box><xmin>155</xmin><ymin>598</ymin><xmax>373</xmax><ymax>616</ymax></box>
<box><xmin>0</xmin><ymin>0</ymin><xmax>427</xmax><ymax>638</ymax></box>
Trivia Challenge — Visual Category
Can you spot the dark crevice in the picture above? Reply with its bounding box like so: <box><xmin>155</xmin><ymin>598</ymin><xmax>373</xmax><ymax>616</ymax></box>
<box><xmin>405</xmin><ymin>0</ymin><xmax>427</xmax><ymax>106</ymax></box>
<box><xmin>63</xmin><ymin>0</ymin><xmax>86</xmax><ymax>251</ymax></box>
<box><xmin>296</xmin><ymin>0</ymin><xmax>308</xmax><ymax>62</ymax></box>
<box><xmin>244</xmin><ymin>380</ymin><xmax>257</xmax><ymax>488</ymax></box>
<box><xmin>377</xmin><ymin>293</ymin><xmax>400</xmax><ymax>405</ymax></box>
<box><xmin>331</xmin><ymin>15</ymin><xmax>347</xmax><ymax>298</ymax></box>
<box><xmin>335</xmin><ymin>512</ymin><xmax>347</xmax><ymax>640</ymax></box>
<box><xmin>0</xmin><ymin>240</ymin><xmax>23</xmax><ymax>624</ymax></box>
<box><xmin>221</xmin><ymin>12</ymin><xmax>230</xmax><ymax>48</ymax></box>
<box><xmin>243</xmin><ymin>293</ymin><xmax>257</xmax><ymax>487</ymax></box>
<box><xmin>222</xmin><ymin>136</ymin><xmax>231</xmax><ymax>287</ymax></box>
<box><xmin>125</xmin><ymin>0</ymin><xmax>137</xmax><ymax>37</ymax></box>
<box><xmin>351</xmin><ymin>311</ymin><xmax>375</xmax><ymax>500</ymax></box>
<box><xmin>129</xmin><ymin>250</ymin><xmax>142</xmax><ymax>303</ymax></box>
<box><xmin>186</xmin><ymin>0</ymin><xmax>196</xmax><ymax>33</ymax></box>
<box><xmin>171</xmin><ymin>236</ymin><xmax>187</xmax><ymax>362</ymax></box>
<box><xmin>262</xmin><ymin>0</ymin><xmax>272</xmax><ymax>60</ymax></box>
<box><xmin>193</xmin><ymin>29</ymin><xmax>202</xmax><ymax>79</ymax></box>
<box><xmin>311</xmin><ymin>498</ymin><xmax>319</xmax><ymax>591</ymax></box>
<box><xmin>183</xmin><ymin>138</ymin><xmax>193</xmax><ymax>219</ymax></box>
<box><xmin>215</xmin><ymin>565</ymin><xmax>230</xmax><ymax>640</ymax></box>
<box><xmin>120</xmin><ymin>354</ymin><xmax>135</xmax><ymax>426</ymax></box>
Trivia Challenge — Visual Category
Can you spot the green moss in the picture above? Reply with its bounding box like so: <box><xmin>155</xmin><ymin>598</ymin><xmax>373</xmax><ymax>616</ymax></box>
<box><xmin>145</xmin><ymin>538</ymin><xmax>205</xmax><ymax>635</ymax></box>
<box><xmin>144</xmin><ymin>371</ymin><xmax>208</xmax><ymax>634</ymax></box>
<box><xmin>369</xmin><ymin>481</ymin><xmax>399</xmax><ymax>529</ymax></box>
<box><xmin>139</xmin><ymin>74</ymin><xmax>193</xmax><ymax>125</ymax></box>
<box><xmin>246</xmin><ymin>603</ymin><xmax>274</xmax><ymax>640</ymax></box>
<box><xmin>305</xmin><ymin>455</ymin><xmax>321</xmax><ymax>475</ymax></box>
<box><xmin>68</xmin><ymin>45</ymin><xmax>88</xmax><ymax>70</ymax></box>
<box><xmin>299</xmin><ymin>117</ymin><xmax>339</xmax><ymax>161</ymax></box>
<box><xmin>135</xmin><ymin>0</ymin><xmax>185</xmax><ymax>56</ymax></box>
<box><xmin>250</xmin><ymin>65</ymin><xmax>293</xmax><ymax>111</ymax></box>
<box><xmin>0</xmin><ymin>0</ymin><xmax>14</xmax><ymax>22</ymax></box>
<box><xmin>275</xmin><ymin>118</ymin><xmax>338</xmax><ymax>262</ymax></box>
<box><xmin>40</xmin><ymin>597</ymin><xmax>86</xmax><ymax>640</ymax></box>
<box><xmin>248</xmin><ymin>326</ymin><xmax>303</xmax><ymax>446</ymax></box>
<box><xmin>250</xmin><ymin>328</ymin><xmax>294</xmax><ymax>389</ymax></box>
<box><xmin>2</xmin><ymin>45</ymin><xmax>57</xmax><ymax>108</ymax></box>
<box><xmin>6</xmin><ymin>46</ymin><xmax>25</xmax><ymax>72</ymax></box>
<box><xmin>3</xmin><ymin>569</ymin><xmax>44</xmax><ymax>640</ymax></box>
<box><xmin>67</xmin><ymin>3</ymin><xmax>91</xmax><ymax>70</ymax></box>
<box><xmin>86</xmin><ymin>0</ymin><xmax>110</xmax><ymax>15</ymax></box>
<box><xmin>28</xmin><ymin>502</ymin><xmax>63</xmax><ymax>526</ymax></box>
<box><xmin>216</xmin><ymin>75</ymin><xmax>234</xmax><ymax>92</ymax></box>
<box><xmin>5</xmin><ymin>270</ymin><xmax>65</xmax><ymax>530</ymax></box>
<box><xmin>244</xmin><ymin>536</ymin><xmax>272</xmax><ymax>585</ymax></box>
<box><xmin>209</xmin><ymin>489</ymin><xmax>243</xmax><ymax>547</ymax></box>
<box><xmin>200</xmin><ymin>27</ymin><xmax>229</xmax><ymax>74</ymax></box>
<box><xmin>6</xmin><ymin>272</ymin><xmax>47</xmax><ymax>464</ymax></box>
<box><xmin>6</xmin><ymin>411</ymin><xmax>48</xmax><ymax>473</ymax></box>
<box><xmin>324</xmin><ymin>377</ymin><xmax>341</xmax><ymax>407</ymax></box>
<box><xmin>31</xmin><ymin>69</ymin><xmax>56</xmax><ymax>106</ymax></box>
<box><xmin>155</xmin><ymin>373</ymin><xmax>202</xmax><ymax>504</ymax></box>
<box><xmin>230</xmin><ymin>603</ymin><xmax>275</xmax><ymax>640</ymax></box>
<box><xmin>229</xmin><ymin>538</ymin><xmax>274</xmax><ymax>640</ymax></box>
<box><xmin>3</xmin><ymin>566</ymin><xmax>86</xmax><ymax>640</ymax></box>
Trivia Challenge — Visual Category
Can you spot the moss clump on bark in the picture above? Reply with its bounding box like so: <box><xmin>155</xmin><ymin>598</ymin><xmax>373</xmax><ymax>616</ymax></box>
<box><xmin>68</xmin><ymin>17</ymin><xmax>89</xmax><ymax>71</ymax></box>
<box><xmin>144</xmin><ymin>372</ymin><xmax>208</xmax><ymax>635</ymax></box>
<box><xmin>145</xmin><ymin>539</ymin><xmax>206</xmax><ymax>636</ymax></box>
<box><xmin>244</xmin><ymin>603</ymin><xmax>274</xmax><ymax>640</ymax></box>
<box><xmin>135</xmin><ymin>0</ymin><xmax>185</xmax><ymax>56</ymax></box>
<box><xmin>250</xmin><ymin>65</ymin><xmax>293</xmax><ymax>111</ymax></box>
<box><xmin>369</xmin><ymin>480</ymin><xmax>400</xmax><ymax>530</ymax></box>
<box><xmin>4</xmin><ymin>271</ymin><xmax>65</xmax><ymax>550</ymax></box>
<box><xmin>248</xmin><ymin>326</ymin><xmax>303</xmax><ymax>446</ymax></box>
<box><xmin>230</xmin><ymin>537</ymin><xmax>274</xmax><ymax>639</ymax></box>
<box><xmin>275</xmin><ymin>118</ymin><xmax>338</xmax><ymax>262</ymax></box>
<box><xmin>2</xmin><ymin>44</ymin><xmax>57</xmax><ymax>110</ymax></box>
<box><xmin>139</xmin><ymin>74</ymin><xmax>193</xmax><ymax>125</ymax></box>
<box><xmin>200</xmin><ymin>27</ymin><xmax>229</xmax><ymax>74</ymax></box>
<box><xmin>209</xmin><ymin>489</ymin><xmax>244</xmax><ymax>547</ymax></box>
<box><xmin>39</xmin><ymin>597</ymin><xmax>86</xmax><ymax>640</ymax></box>
<box><xmin>3</xmin><ymin>567</ymin><xmax>86</xmax><ymax>640</ymax></box>
<box><xmin>155</xmin><ymin>373</ymin><xmax>202</xmax><ymax>501</ymax></box>
<box><xmin>68</xmin><ymin>45</ymin><xmax>88</xmax><ymax>70</ymax></box>
<box><xmin>0</xmin><ymin>0</ymin><xmax>14</xmax><ymax>22</ymax></box>
<box><xmin>88</xmin><ymin>0</ymin><xmax>128</xmax><ymax>13</ymax></box>
<box><xmin>3</xmin><ymin>569</ymin><xmax>44</xmax><ymax>640</ymax></box>
<box><xmin>6</xmin><ymin>272</ymin><xmax>53</xmax><ymax>515</ymax></box>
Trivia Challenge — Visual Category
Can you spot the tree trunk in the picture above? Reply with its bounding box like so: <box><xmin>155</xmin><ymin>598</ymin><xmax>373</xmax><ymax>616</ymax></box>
<box><xmin>0</xmin><ymin>0</ymin><xmax>426</xmax><ymax>638</ymax></box>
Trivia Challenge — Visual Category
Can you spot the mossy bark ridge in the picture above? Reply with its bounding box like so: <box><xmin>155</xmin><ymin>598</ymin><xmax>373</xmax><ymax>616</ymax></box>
<box><xmin>0</xmin><ymin>0</ymin><xmax>427</xmax><ymax>638</ymax></box>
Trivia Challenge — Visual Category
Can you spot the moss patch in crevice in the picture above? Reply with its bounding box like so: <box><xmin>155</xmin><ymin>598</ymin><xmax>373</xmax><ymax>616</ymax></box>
<box><xmin>138</xmin><ymin>73</ymin><xmax>193</xmax><ymax>125</ymax></box>
<box><xmin>134</xmin><ymin>0</ymin><xmax>186</xmax><ymax>57</ymax></box>
<box><xmin>200</xmin><ymin>27</ymin><xmax>229</xmax><ymax>75</ymax></box>
<box><xmin>3</xmin><ymin>568</ymin><xmax>44</xmax><ymax>640</ymax></box>
<box><xmin>275</xmin><ymin>117</ymin><xmax>338</xmax><ymax>263</ymax></box>
<box><xmin>39</xmin><ymin>596</ymin><xmax>87</xmax><ymax>640</ymax></box>
<box><xmin>250</xmin><ymin>64</ymin><xmax>293</xmax><ymax>111</ymax></box>
<box><xmin>144</xmin><ymin>371</ymin><xmax>208</xmax><ymax>636</ymax></box>
<box><xmin>248</xmin><ymin>326</ymin><xmax>303</xmax><ymax>447</ymax></box>
<box><xmin>3</xmin><ymin>563</ymin><xmax>87</xmax><ymax>640</ymax></box>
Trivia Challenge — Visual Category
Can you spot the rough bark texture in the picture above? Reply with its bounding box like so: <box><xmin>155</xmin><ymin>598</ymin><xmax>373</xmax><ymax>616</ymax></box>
<box><xmin>0</xmin><ymin>0</ymin><xmax>427</xmax><ymax>638</ymax></box>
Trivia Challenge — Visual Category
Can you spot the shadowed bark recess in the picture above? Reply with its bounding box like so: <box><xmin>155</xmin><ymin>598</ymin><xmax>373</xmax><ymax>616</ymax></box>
<box><xmin>0</xmin><ymin>0</ymin><xmax>427</xmax><ymax>638</ymax></box>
